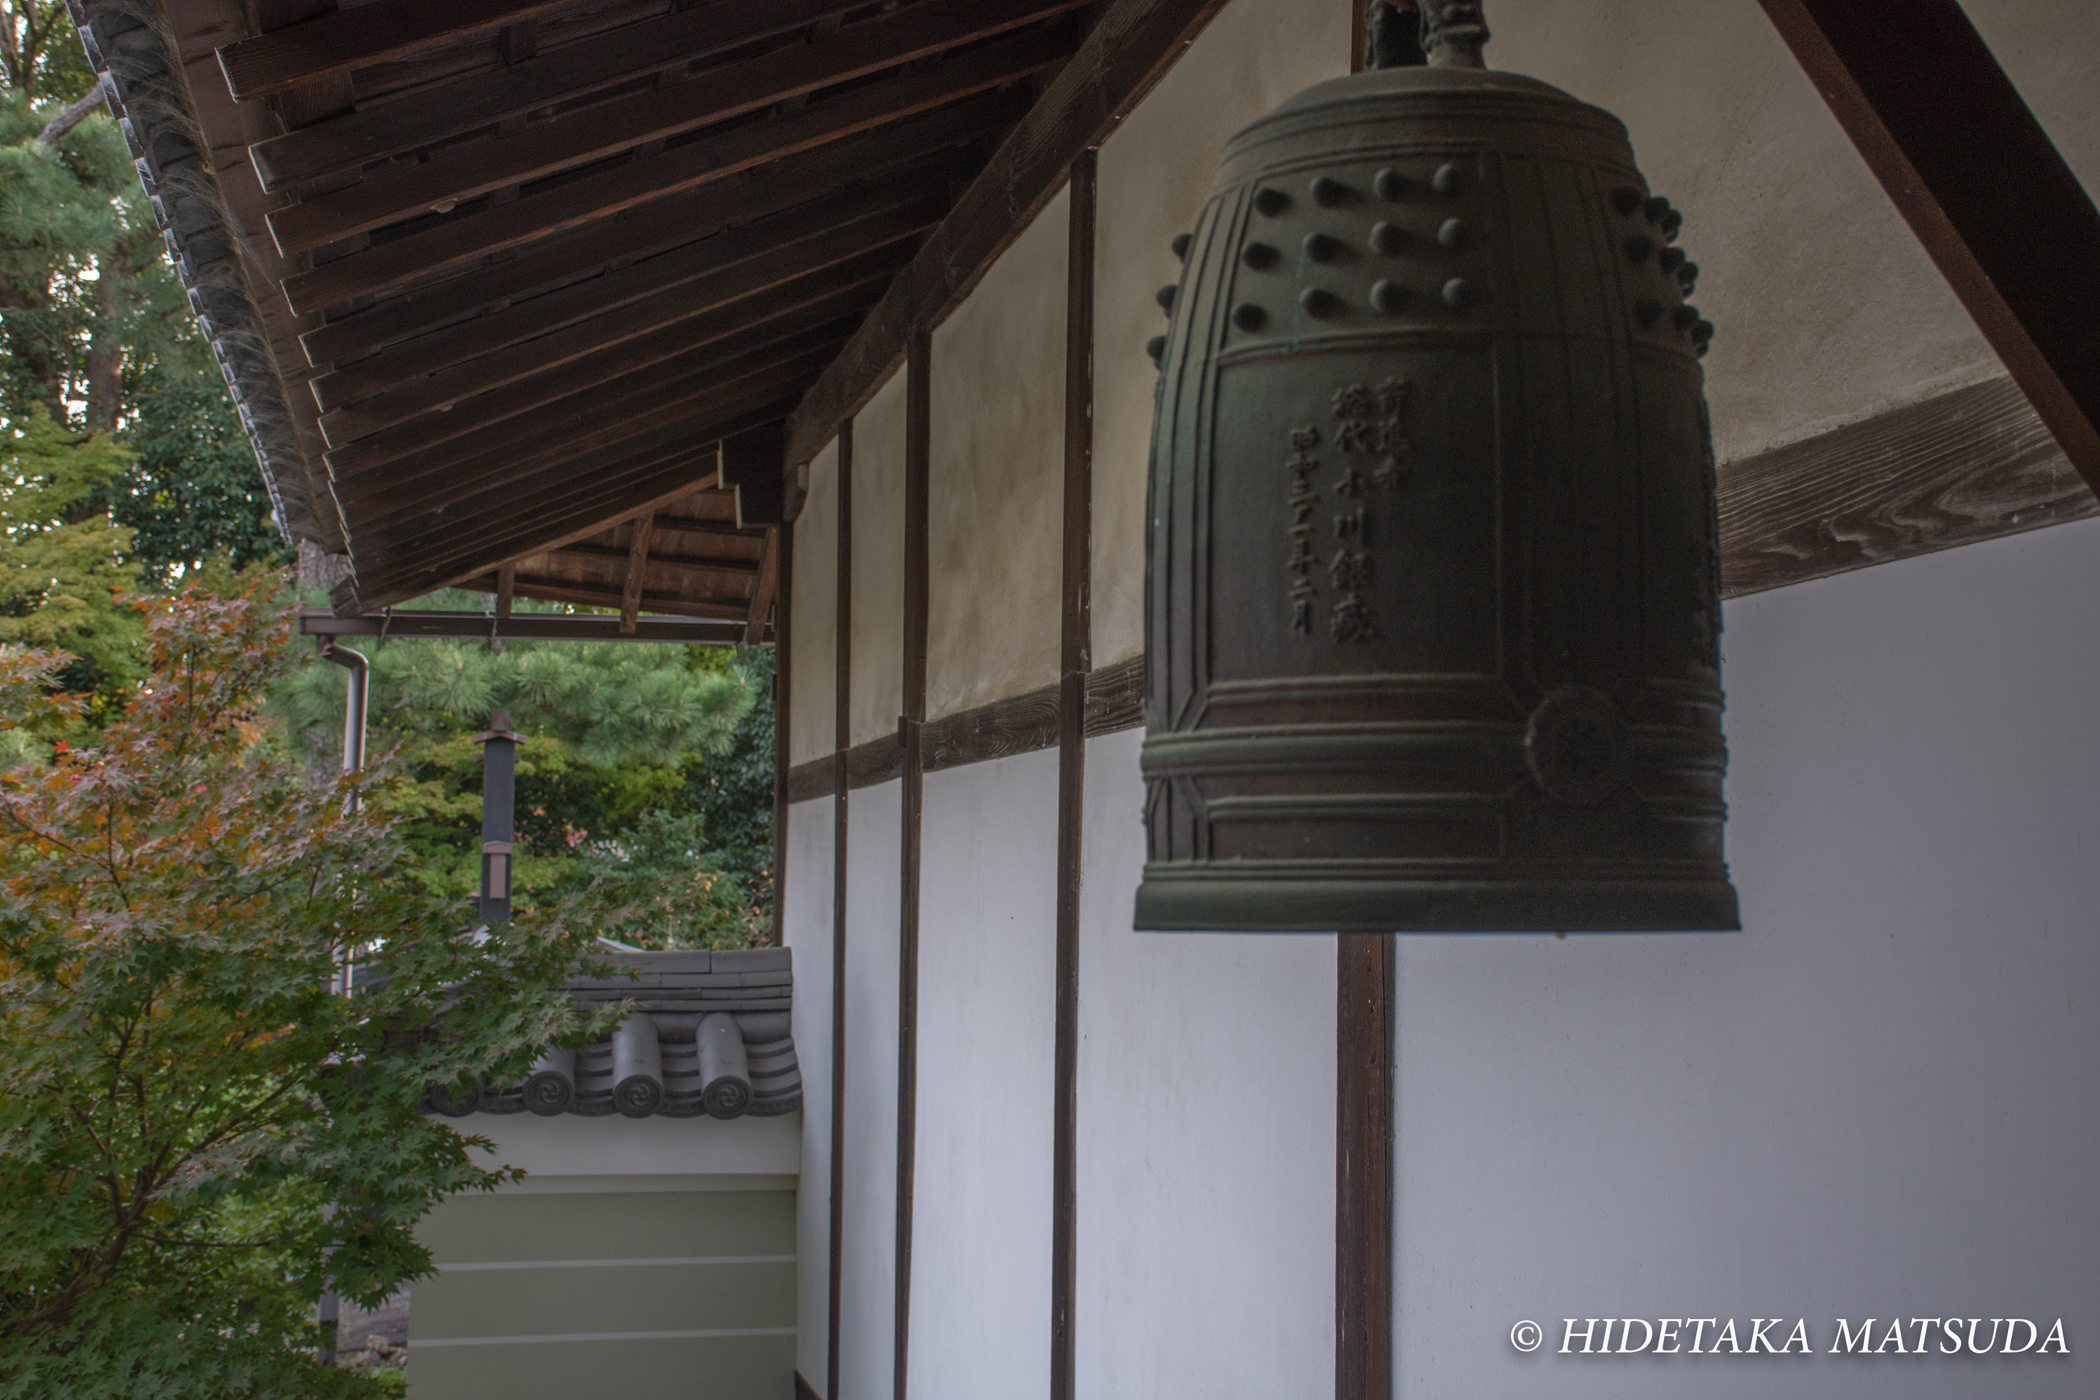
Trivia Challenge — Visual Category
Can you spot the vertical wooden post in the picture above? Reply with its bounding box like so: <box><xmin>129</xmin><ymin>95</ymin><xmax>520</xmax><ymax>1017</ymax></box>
<box><xmin>619</xmin><ymin>511</ymin><xmax>654</xmax><ymax>634</ymax></box>
<box><xmin>828</xmin><ymin>420</ymin><xmax>854</xmax><ymax>1400</ymax></box>
<box><xmin>894</xmin><ymin>332</ymin><xmax>932</xmax><ymax>1400</ymax></box>
<box><xmin>771</xmin><ymin>524</ymin><xmax>792</xmax><ymax>947</ymax></box>
<box><xmin>1335</xmin><ymin>934</ymin><xmax>1395</xmax><ymax>1400</ymax></box>
<box><xmin>1050</xmin><ymin>149</ymin><xmax>1096</xmax><ymax>1400</ymax></box>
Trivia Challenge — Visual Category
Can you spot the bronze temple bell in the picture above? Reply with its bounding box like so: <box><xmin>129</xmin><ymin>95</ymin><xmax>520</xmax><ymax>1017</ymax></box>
<box><xmin>1135</xmin><ymin>2</ymin><xmax>1739</xmax><ymax>933</ymax></box>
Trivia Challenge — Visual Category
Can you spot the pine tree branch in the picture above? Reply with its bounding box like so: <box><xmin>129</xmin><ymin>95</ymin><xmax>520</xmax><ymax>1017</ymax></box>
<box><xmin>36</xmin><ymin>74</ymin><xmax>107</xmax><ymax>149</ymax></box>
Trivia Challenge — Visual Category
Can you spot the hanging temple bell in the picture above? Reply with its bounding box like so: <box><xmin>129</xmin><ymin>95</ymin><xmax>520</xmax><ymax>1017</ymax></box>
<box><xmin>1135</xmin><ymin>2</ymin><xmax>1739</xmax><ymax>933</ymax></box>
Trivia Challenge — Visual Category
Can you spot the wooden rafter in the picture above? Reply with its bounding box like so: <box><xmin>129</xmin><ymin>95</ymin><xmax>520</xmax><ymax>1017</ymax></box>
<box><xmin>249</xmin><ymin>0</ymin><xmax>862</xmax><ymax>190</ymax></box>
<box><xmin>336</xmin><ymin>333</ymin><xmax>848</xmax><ymax>521</ymax></box>
<box><xmin>265</xmin><ymin>0</ymin><xmax>1087</xmax><ymax>255</ymax></box>
<box><xmin>1756</xmin><ymin>0</ymin><xmax>2100</xmax><ymax>494</ymax></box>
<box><xmin>554</xmin><ymin>540</ymin><xmax>761</xmax><ymax>579</ymax></box>
<box><xmin>313</xmin><ymin>188</ymin><xmax>939</xmax><ymax>428</ymax></box>
<box><xmin>278</xmin><ymin>51</ymin><xmax>1049</xmax><ymax>313</ymax></box>
<box><xmin>324</xmin><ymin>269</ymin><xmax>894</xmax><ymax>490</ymax></box>
<box><xmin>784</xmin><ymin>0</ymin><xmax>1233</xmax><ymax>472</ymax></box>
<box><xmin>217</xmin><ymin>0</ymin><xmax>571</xmax><ymax>100</ymax></box>
<box><xmin>294</xmin><ymin>116</ymin><xmax>995</xmax><ymax>367</ymax></box>
<box><xmin>345</xmin><ymin>394</ymin><xmax>796</xmax><ymax>602</ymax></box>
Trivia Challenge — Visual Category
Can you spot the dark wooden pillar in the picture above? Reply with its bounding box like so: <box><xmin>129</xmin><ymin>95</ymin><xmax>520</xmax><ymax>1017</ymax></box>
<box><xmin>1336</xmin><ymin>934</ymin><xmax>1395</xmax><ymax>1400</ymax></box>
<box><xmin>1050</xmin><ymin>148</ymin><xmax>1097</xmax><ymax>1400</ymax></box>
<box><xmin>894</xmin><ymin>331</ymin><xmax>932</xmax><ymax>1400</ymax></box>
<box><xmin>828</xmin><ymin>420</ymin><xmax>854</xmax><ymax>1400</ymax></box>
<box><xmin>769</xmin><ymin>522</ymin><xmax>791</xmax><ymax>947</ymax></box>
<box><xmin>1755</xmin><ymin>0</ymin><xmax>2100</xmax><ymax>494</ymax></box>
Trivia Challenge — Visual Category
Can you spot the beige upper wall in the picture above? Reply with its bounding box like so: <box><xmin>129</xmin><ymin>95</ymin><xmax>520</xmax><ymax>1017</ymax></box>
<box><xmin>851</xmin><ymin>369</ymin><xmax>908</xmax><ymax>748</ymax></box>
<box><xmin>1089</xmin><ymin>0</ymin><xmax>1354</xmax><ymax>668</ymax></box>
<box><xmin>1488</xmin><ymin>0</ymin><xmax>2097</xmax><ymax>461</ymax></box>
<box><xmin>927</xmin><ymin>186</ymin><xmax>1070</xmax><ymax>722</ymax></box>
<box><xmin>790</xmin><ymin>0</ymin><xmax>2099</xmax><ymax>718</ymax></box>
<box><xmin>788</xmin><ymin>438</ymin><xmax>838</xmax><ymax>769</ymax></box>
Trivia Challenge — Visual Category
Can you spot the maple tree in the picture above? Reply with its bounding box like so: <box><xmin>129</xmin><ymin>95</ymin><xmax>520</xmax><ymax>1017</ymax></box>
<box><xmin>0</xmin><ymin>582</ymin><xmax>606</xmax><ymax>1397</ymax></box>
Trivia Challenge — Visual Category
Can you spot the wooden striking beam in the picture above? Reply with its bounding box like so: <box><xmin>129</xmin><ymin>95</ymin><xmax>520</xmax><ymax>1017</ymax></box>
<box><xmin>266</xmin><ymin>0</ymin><xmax>1086</xmax><ymax>255</ymax></box>
<box><xmin>1756</xmin><ymin>0</ymin><xmax>2100</xmax><ymax>494</ymax></box>
<box><xmin>295</xmin><ymin>139</ymin><xmax>983</xmax><ymax>370</ymax></box>
<box><xmin>826</xmin><ymin>416</ymin><xmax>853</xmax><ymax>1400</ymax></box>
<box><xmin>1719</xmin><ymin>373</ymin><xmax>2094</xmax><ymax>595</ymax></box>
<box><xmin>339</xmin><ymin>334</ymin><xmax>848</xmax><ymax>523</ymax></box>
<box><xmin>321</xmin><ymin>272</ymin><xmax>894</xmax><ymax>482</ymax></box>
<box><xmin>217</xmin><ymin>0</ymin><xmax>570</xmax><ymax>101</ymax></box>
<box><xmin>1336</xmin><ymin>934</ymin><xmax>1396</xmax><ymax>1400</ymax></box>
<box><xmin>278</xmin><ymin>50</ymin><xmax>1050</xmax><ymax>314</ymax></box>
<box><xmin>893</xmin><ymin>329</ymin><xmax>930</xmax><ymax>1400</ymax></box>
<box><xmin>495</xmin><ymin>564</ymin><xmax>514</xmax><ymax>620</ymax></box>
<box><xmin>620</xmin><ymin>513</ymin><xmax>656</xmax><ymax>634</ymax></box>
<box><xmin>250</xmin><ymin>0</ymin><xmax>861</xmax><ymax>190</ymax></box>
<box><xmin>1050</xmin><ymin>146</ymin><xmax>1094</xmax><ymax>1400</ymax></box>
<box><xmin>783</xmin><ymin>0</ymin><xmax>1232</xmax><ymax>472</ymax></box>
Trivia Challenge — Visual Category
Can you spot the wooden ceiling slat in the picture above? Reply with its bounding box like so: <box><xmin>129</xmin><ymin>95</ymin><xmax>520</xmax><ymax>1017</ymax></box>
<box><xmin>650</xmin><ymin>515</ymin><xmax>751</xmax><ymax>543</ymax></box>
<box><xmin>325</xmin><ymin>269</ymin><xmax>895</xmax><ymax>480</ymax></box>
<box><xmin>218</xmin><ymin>0</ymin><xmax>575</xmax><ymax>101</ymax></box>
<box><xmin>278</xmin><ymin>40</ymin><xmax>1053</xmax><ymax>313</ymax></box>
<box><xmin>347</xmin><ymin>395</ymin><xmax>799</xmax><ymax>601</ymax></box>
<box><xmin>297</xmin><ymin>131</ymin><xmax>983</xmax><ymax>370</ymax></box>
<box><xmin>266</xmin><ymin>0</ymin><xmax>1087</xmax><ymax>255</ymax></box>
<box><xmin>554</xmin><ymin>540</ymin><xmax>762</xmax><ymax>579</ymax></box>
<box><xmin>786</xmin><ymin>0</ymin><xmax>1229</xmax><ymax>468</ymax></box>
<box><xmin>345</xmin><ymin>342</ymin><xmax>841</xmax><ymax>534</ymax></box>
<box><xmin>332</xmin><ymin>317</ymin><xmax>861</xmax><ymax>508</ymax></box>
<box><xmin>311</xmin><ymin>179</ymin><xmax>944</xmax><ymax>420</ymax></box>
<box><xmin>251</xmin><ymin>0</ymin><xmax>859</xmax><ymax>191</ymax></box>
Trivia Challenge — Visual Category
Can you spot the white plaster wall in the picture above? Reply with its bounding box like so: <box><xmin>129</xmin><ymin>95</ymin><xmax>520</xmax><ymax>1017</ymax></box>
<box><xmin>909</xmin><ymin>748</ymin><xmax>1060</xmax><ymax>1400</ymax></box>
<box><xmin>1090</xmin><ymin>0</ymin><xmax>1353</xmax><ymax>666</ymax></box>
<box><xmin>1074</xmin><ymin>726</ymin><xmax>1339</xmax><ymax>1399</ymax></box>
<box><xmin>789</xmin><ymin>439</ymin><xmax>838</xmax><ymax>768</ymax></box>
<box><xmin>851</xmin><ymin>375</ymin><xmax>908</xmax><ymax>748</ymax></box>
<box><xmin>1393</xmin><ymin>517</ymin><xmax>2100</xmax><ymax>1398</ymax></box>
<box><xmin>783</xmin><ymin>799</ymin><xmax>836</xmax><ymax>1388</ymax></box>
<box><xmin>927</xmin><ymin>188</ymin><xmax>1068</xmax><ymax>721</ymax></box>
<box><xmin>838</xmin><ymin>781</ymin><xmax>903</xmax><ymax>1396</ymax></box>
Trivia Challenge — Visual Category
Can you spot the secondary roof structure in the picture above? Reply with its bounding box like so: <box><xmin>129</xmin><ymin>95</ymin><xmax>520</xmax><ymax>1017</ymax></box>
<box><xmin>73</xmin><ymin>0</ymin><xmax>1229</xmax><ymax>627</ymax></box>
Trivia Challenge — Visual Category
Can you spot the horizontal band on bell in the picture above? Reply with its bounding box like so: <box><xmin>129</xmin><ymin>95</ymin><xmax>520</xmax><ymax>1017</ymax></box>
<box><xmin>1133</xmin><ymin>874</ymin><xmax>1740</xmax><ymax>933</ymax></box>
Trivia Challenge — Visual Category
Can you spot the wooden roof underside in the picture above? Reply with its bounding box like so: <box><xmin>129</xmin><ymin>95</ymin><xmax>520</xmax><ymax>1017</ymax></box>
<box><xmin>151</xmin><ymin>0</ymin><xmax>1095</xmax><ymax>621</ymax></box>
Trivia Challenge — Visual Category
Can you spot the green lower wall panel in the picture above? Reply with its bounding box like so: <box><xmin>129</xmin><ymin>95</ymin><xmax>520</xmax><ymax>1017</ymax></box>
<box><xmin>409</xmin><ymin>1332</ymin><xmax>794</xmax><ymax>1400</ymax></box>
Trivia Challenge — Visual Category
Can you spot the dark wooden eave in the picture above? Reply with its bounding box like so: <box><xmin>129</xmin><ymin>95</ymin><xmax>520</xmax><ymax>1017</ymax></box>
<box><xmin>125</xmin><ymin>0</ymin><xmax>1102</xmax><ymax>616</ymax></box>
